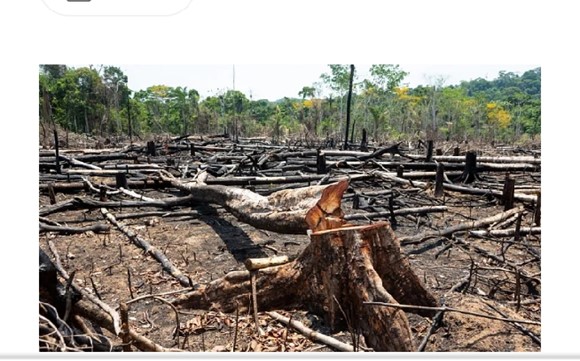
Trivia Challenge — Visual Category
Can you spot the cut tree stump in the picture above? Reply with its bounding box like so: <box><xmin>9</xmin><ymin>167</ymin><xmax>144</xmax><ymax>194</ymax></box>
<box><xmin>172</xmin><ymin>180</ymin><xmax>437</xmax><ymax>351</ymax></box>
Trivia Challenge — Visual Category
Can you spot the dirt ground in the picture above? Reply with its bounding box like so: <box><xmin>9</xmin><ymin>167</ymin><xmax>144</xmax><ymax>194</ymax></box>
<box><xmin>39</xmin><ymin>141</ymin><xmax>541</xmax><ymax>352</ymax></box>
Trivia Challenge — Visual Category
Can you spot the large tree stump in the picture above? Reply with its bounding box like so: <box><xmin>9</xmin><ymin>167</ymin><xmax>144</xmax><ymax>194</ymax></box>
<box><xmin>172</xmin><ymin>181</ymin><xmax>437</xmax><ymax>351</ymax></box>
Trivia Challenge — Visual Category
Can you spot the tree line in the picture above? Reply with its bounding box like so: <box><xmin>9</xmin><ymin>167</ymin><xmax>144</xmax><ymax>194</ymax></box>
<box><xmin>39</xmin><ymin>64</ymin><xmax>540</xmax><ymax>144</ymax></box>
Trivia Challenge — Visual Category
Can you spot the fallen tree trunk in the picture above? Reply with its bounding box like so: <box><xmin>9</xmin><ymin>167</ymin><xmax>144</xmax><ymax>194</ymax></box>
<box><xmin>266</xmin><ymin>311</ymin><xmax>355</xmax><ymax>352</ymax></box>
<box><xmin>39</xmin><ymin>195</ymin><xmax>195</xmax><ymax>216</ymax></box>
<box><xmin>39</xmin><ymin>178</ymin><xmax>171</xmax><ymax>193</ymax></box>
<box><xmin>160</xmin><ymin>171</ymin><xmax>336</xmax><ymax>234</ymax></box>
<box><xmin>345</xmin><ymin>206</ymin><xmax>448</xmax><ymax>221</ymax></box>
<box><xmin>74</xmin><ymin>299</ymin><xmax>182</xmax><ymax>352</ymax></box>
<box><xmin>172</xmin><ymin>181</ymin><xmax>437</xmax><ymax>351</ymax></box>
<box><xmin>58</xmin><ymin>155</ymin><xmax>103</xmax><ymax>170</ymax></box>
<box><xmin>469</xmin><ymin>227</ymin><xmax>541</xmax><ymax>238</ymax></box>
<box><xmin>203</xmin><ymin>173</ymin><xmax>370</xmax><ymax>186</ymax></box>
<box><xmin>101</xmin><ymin>208</ymin><xmax>193</xmax><ymax>288</ymax></box>
<box><xmin>399</xmin><ymin>206</ymin><xmax>525</xmax><ymax>245</ymax></box>
<box><xmin>406</xmin><ymin>154</ymin><xmax>541</xmax><ymax>164</ymax></box>
<box><xmin>39</xmin><ymin>222</ymin><xmax>110</xmax><ymax>235</ymax></box>
<box><xmin>372</xmin><ymin>171</ymin><xmax>538</xmax><ymax>203</ymax></box>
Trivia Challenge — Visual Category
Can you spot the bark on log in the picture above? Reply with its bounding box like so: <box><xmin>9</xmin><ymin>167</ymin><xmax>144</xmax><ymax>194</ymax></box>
<box><xmin>357</xmin><ymin>143</ymin><xmax>403</xmax><ymax>161</ymax></box>
<box><xmin>297</xmin><ymin>160</ymin><xmax>536</xmax><ymax>172</ymax></box>
<box><xmin>39</xmin><ymin>222</ymin><xmax>110</xmax><ymax>235</ymax></box>
<box><xmin>74</xmin><ymin>300</ymin><xmax>182</xmax><ymax>352</ymax></box>
<box><xmin>399</xmin><ymin>206</ymin><xmax>524</xmax><ymax>245</ymax></box>
<box><xmin>407</xmin><ymin>154</ymin><xmax>541</xmax><ymax>164</ymax></box>
<box><xmin>58</xmin><ymin>155</ymin><xmax>103</xmax><ymax>170</ymax></box>
<box><xmin>372</xmin><ymin>171</ymin><xmax>537</xmax><ymax>203</ymax></box>
<box><xmin>160</xmin><ymin>171</ymin><xmax>345</xmax><ymax>234</ymax></box>
<box><xmin>39</xmin><ymin>178</ymin><xmax>171</xmax><ymax>193</ymax></box>
<box><xmin>244</xmin><ymin>256</ymin><xmax>289</xmax><ymax>271</ymax></box>
<box><xmin>61</xmin><ymin>169</ymin><xmax>140</xmax><ymax>176</ymax></box>
<box><xmin>41</xmin><ymin>153</ymin><xmax>132</xmax><ymax>163</ymax></box>
<box><xmin>469</xmin><ymin>227</ymin><xmax>541</xmax><ymax>238</ymax></box>
<box><xmin>39</xmin><ymin>195</ymin><xmax>195</xmax><ymax>216</ymax></box>
<box><xmin>266</xmin><ymin>311</ymin><xmax>355</xmax><ymax>352</ymax></box>
<box><xmin>203</xmin><ymin>173</ymin><xmax>370</xmax><ymax>186</ymax></box>
<box><xmin>345</xmin><ymin>206</ymin><xmax>447</xmax><ymax>221</ymax></box>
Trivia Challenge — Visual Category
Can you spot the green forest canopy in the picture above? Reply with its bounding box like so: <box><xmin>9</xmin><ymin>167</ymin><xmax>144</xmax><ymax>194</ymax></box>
<box><xmin>39</xmin><ymin>65</ymin><xmax>540</xmax><ymax>143</ymax></box>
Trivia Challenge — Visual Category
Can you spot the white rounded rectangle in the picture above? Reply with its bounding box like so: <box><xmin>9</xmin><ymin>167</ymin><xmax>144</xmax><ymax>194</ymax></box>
<box><xmin>42</xmin><ymin>0</ymin><xmax>193</xmax><ymax>16</ymax></box>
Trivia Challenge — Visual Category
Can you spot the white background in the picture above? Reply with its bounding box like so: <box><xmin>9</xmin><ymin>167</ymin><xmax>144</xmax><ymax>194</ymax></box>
<box><xmin>0</xmin><ymin>0</ymin><xmax>578</xmax><ymax>358</ymax></box>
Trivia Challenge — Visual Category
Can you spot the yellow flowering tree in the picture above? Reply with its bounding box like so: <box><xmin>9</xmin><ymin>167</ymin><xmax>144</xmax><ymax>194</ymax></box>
<box><xmin>486</xmin><ymin>102</ymin><xmax>512</xmax><ymax>140</ymax></box>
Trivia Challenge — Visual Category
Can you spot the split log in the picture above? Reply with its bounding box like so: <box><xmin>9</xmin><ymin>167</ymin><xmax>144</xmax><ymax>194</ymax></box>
<box><xmin>172</xmin><ymin>181</ymin><xmax>437</xmax><ymax>351</ymax></box>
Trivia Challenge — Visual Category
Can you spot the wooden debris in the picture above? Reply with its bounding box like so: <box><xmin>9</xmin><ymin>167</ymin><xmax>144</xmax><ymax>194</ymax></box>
<box><xmin>266</xmin><ymin>311</ymin><xmax>355</xmax><ymax>352</ymax></box>
<box><xmin>244</xmin><ymin>256</ymin><xmax>290</xmax><ymax>271</ymax></box>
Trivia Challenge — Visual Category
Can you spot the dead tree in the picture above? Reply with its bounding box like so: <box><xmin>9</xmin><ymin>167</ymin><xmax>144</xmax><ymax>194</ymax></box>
<box><xmin>172</xmin><ymin>180</ymin><xmax>437</xmax><ymax>351</ymax></box>
<box><xmin>343</xmin><ymin>64</ymin><xmax>355</xmax><ymax>151</ymax></box>
<box><xmin>456</xmin><ymin>151</ymin><xmax>480</xmax><ymax>184</ymax></box>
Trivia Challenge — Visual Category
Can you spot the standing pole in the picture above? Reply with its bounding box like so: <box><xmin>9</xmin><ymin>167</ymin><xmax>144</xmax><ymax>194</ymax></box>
<box><xmin>343</xmin><ymin>64</ymin><xmax>355</xmax><ymax>151</ymax></box>
<box><xmin>54</xmin><ymin>129</ymin><xmax>61</xmax><ymax>174</ymax></box>
<box><xmin>127</xmin><ymin>93</ymin><xmax>132</xmax><ymax>145</ymax></box>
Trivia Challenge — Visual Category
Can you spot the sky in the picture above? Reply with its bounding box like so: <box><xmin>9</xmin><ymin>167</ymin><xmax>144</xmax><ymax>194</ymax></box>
<box><xmin>106</xmin><ymin>64</ymin><xmax>540</xmax><ymax>101</ymax></box>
